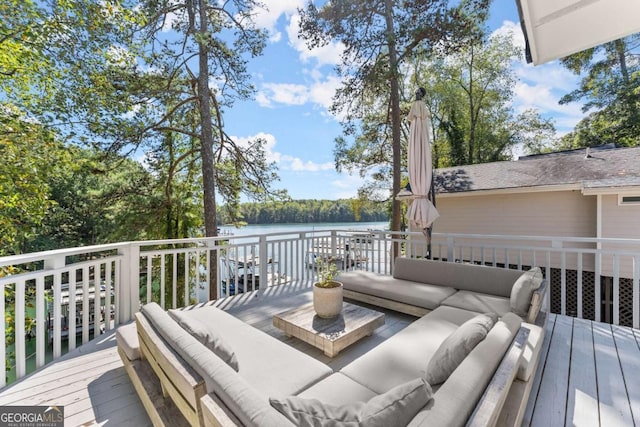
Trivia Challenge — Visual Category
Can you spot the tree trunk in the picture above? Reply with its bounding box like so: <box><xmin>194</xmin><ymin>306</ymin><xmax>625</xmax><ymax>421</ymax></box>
<box><xmin>196</xmin><ymin>0</ymin><xmax>219</xmax><ymax>300</ymax></box>
<box><xmin>384</xmin><ymin>0</ymin><xmax>402</xmax><ymax>261</ymax></box>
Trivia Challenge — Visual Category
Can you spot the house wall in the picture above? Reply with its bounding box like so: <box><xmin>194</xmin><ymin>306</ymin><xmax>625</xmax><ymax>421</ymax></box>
<box><xmin>430</xmin><ymin>190</ymin><xmax>597</xmax><ymax>270</ymax></box>
<box><xmin>600</xmin><ymin>194</ymin><xmax>640</xmax><ymax>277</ymax></box>
<box><xmin>434</xmin><ymin>190</ymin><xmax>596</xmax><ymax>237</ymax></box>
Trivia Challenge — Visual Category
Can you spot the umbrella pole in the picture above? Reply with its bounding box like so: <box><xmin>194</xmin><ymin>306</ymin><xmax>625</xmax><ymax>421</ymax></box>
<box><xmin>427</xmin><ymin>170</ymin><xmax>436</xmax><ymax>259</ymax></box>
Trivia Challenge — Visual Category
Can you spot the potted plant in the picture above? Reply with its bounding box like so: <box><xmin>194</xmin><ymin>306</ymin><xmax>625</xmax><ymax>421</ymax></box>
<box><xmin>313</xmin><ymin>258</ymin><xmax>343</xmax><ymax>319</ymax></box>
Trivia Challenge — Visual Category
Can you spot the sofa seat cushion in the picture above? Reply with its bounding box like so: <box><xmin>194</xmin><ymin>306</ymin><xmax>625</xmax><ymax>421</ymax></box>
<box><xmin>519</xmin><ymin>322</ymin><xmax>545</xmax><ymax>381</ymax></box>
<box><xmin>340</xmin><ymin>306</ymin><xmax>478</xmax><ymax>394</ymax></box>
<box><xmin>115</xmin><ymin>322</ymin><xmax>140</xmax><ymax>361</ymax></box>
<box><xmin>408</xmin><ymin>313</ymin><xmax>522</xmax><ymax>427</ymax></box>
<box><xmin>271</xmin><ymin>378</ymin><xmax>432</xmax><ymax>427</ymax></box>
<box><xmin>174</xmin><ymin>305</ymin><xmax>332</xmax><ymax>397</ymax></box>
<box><xmin>440</xmin><ymin>290</ymin><xmax>512</xmax><ymax>317</ymax></box>
<box><xmin>297</xmin><ymin>373</ymin><xmax>377</xmax><ymax>406</ymax></box>
<box><xmin>140</xmin><ymin>303</ymin><xmax>293</xmax><ymax>427</ymax></box>
<box><xmin>338</xmin><ymin>270</ymin><xmax>456</xmax><ymax>310</ymax></box>
<box><xmin>426</xmin><ymin>313</ymin><xmax>499</xmax><ymax>385</ymax></box>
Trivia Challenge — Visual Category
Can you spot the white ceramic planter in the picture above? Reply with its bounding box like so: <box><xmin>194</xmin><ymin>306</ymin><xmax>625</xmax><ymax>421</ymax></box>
<box><xmin>313</xmin><ymin>282</ymin><xmax>343</xmax><ymax>319</ymax></box>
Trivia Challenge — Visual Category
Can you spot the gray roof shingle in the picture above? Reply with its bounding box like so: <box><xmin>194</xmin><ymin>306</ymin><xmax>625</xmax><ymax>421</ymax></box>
<box><xmin>434</xmin><ymin>146</ymin><xmax>640</xmax><ymax>194</ymax></box>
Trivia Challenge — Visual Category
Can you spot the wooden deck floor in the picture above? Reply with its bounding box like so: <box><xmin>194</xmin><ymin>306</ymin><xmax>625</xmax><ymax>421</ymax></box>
<box><xmin>1</xmin><ymin>286</ymin><xmax>638</xmax><ymax>426</ymax></box>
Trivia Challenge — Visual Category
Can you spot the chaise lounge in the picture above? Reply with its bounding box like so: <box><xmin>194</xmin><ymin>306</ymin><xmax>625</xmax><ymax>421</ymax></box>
<box><xmin>116</xmin><ymin>257</ymin><xmax>547</xmax><ymax>427</ymax></box>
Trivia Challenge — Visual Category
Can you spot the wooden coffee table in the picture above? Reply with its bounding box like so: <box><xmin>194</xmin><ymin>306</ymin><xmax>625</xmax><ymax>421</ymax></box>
<box><xmin>273</xmin><ymin>302</ymin><xmax>385</xmax><ymax>357</ymax></box>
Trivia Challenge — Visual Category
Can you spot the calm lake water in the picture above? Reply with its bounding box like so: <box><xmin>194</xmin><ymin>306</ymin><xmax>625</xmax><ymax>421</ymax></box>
<box><xmin>219</xmin><ymin>221</ymin><xmax>389</xmax><ymax>237</ymax></box>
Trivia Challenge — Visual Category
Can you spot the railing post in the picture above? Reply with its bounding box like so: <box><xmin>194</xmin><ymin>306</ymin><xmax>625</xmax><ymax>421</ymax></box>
<box><xmin>447</xmin><ymin>236</ymin><xmax>454</xmax><ymax>262</ymax></box>
<box><xmin>118</xmin><ymin>243</ymin><xmax>140</xmax><ymax>323</ymax></box>
<box><xmin>259</xmin><ymin>235</ymin><xmax>268</xmax><ymax>292</ymax></box>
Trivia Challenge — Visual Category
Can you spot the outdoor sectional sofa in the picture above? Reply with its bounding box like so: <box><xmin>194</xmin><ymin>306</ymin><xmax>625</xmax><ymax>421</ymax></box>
<box><xmin>116</xmin><ymin>257</ymin><xmax>547</xmax><ymax>427</ymax></box>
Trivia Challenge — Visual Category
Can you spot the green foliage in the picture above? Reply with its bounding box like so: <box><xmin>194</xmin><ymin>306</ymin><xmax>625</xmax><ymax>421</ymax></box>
<box><xmin>314</xmin><ymin>258</ymin><xmax>340</xmax><ymax>288</ymax></box>
<box><xmin>558</xmin><ymin>36</ymin><xmax>640</xmax><ymax>148</ymax></box>
<box><xmin>0</xmin><ymin>104</ymin><xmax>69</xmax><ymax>255</ymax></box>
<box><xmin>218</xmin><ymin>199</ymin><xmax>388</xmax><ymax>225</ymax></box>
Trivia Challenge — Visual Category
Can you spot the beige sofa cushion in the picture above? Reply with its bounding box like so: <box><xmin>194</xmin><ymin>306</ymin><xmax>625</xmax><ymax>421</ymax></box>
<box><xmin>426</xmin><ymin>313</ymin><xmax>499</xmax><ymax>385</ymax></box>
<box><xmin>340</xmin><ymin>306</ymin><xmax>477</xmax><ymax>394</ymax></box>
<box><xmin>115</xmin><ymin>322</ymin><xmax>140</xmax><ymax>361</ymax></box>
<box><xmin>440</xmin><ymin>290</ymin><xmax>512</xmax><ymax>317</ymax></box>
<box><xmin>298</xmin><ymin>373</ymin><xmax>378</xmax><ymax>406</ymax></box>
<box><xmin>408</xmin><ymin>313</ymin><xmax>522</xmax><ymax>427</ymax></box>
<box><xmin>174</xmin><ymin>305</ymin><xmax>332</xmax><ymax>397</ymax></box>
<box><xmin>393</xmin><ymin>258</ymin><xmax>522</xmax><ymax>298</ymax></box>
<box><xmin>338</xmin><ymin>270</ymin><xmax>456</xmax><ymax>310</ymax></box>
<box><xmin>270</xmin><ymin>378</ymin><xmax>432</xmax><ymax>427</ymax></box>
<box><xmin>510</xmin><ymin>268</ymin><xmax>544</xmax><ymax>317</ymax></box>
<box><xmin>140</xmin><ymin>303</ymin><xmax>294</xmax><ymax>427</ymax></box>
<box><xmin>169</xmin><ymin>308</ymin><xmax>239</xmax><ymax>371</ymax></box>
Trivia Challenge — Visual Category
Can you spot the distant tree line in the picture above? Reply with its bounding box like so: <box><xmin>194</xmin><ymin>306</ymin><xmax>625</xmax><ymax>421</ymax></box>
<box><xmin>218</xmin><ymin>199</ymin><xmax>389</xmax><ymax>225</ymax></box>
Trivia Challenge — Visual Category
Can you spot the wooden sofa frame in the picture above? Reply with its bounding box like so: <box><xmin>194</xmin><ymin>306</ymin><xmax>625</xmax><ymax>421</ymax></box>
<box><xmin>121</xmin><ymin>296</ymin><xmax>547</xmax><ymax>427</ymax></box>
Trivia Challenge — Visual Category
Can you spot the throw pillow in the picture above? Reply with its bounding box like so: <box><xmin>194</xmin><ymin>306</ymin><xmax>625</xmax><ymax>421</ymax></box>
<box><xmin>269</xmin><ymin>378</ymin><xmax>432</xmax><ymax>427</ymax></box>
<box><xmin>168</xmin><ymin>309</ymin><xmax>239</xmax><ymax>371</ymax></box>
<box><xmin>425</xmin><ymin>313</ymin><xmax>498</xmax><ymax>385</ymax></box>
<box><xmin>510</xmin><ymin>268</ymin><xmax>543</xmax><ymax>317</ymax></box>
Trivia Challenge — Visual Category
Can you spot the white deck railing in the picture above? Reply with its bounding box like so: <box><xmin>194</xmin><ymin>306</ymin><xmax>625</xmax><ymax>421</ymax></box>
<box><xmin>1</xmin><ymin>230</ymin><xmax>639</xmax><ymax>387</ymax></box>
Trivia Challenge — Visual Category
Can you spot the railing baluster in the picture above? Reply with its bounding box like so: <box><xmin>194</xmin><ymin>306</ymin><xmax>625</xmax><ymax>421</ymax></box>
<box><xmin>68</xmin><ymin>271</ymin><xmax>77</xmax><ymax>351</ymax></box>
<box><xmin>577</xmin><ymin>254</ymin><xmax>583</xmax><ymax>319</ymax></box>
<box><xmin>172</xmin><ymin>253</ymin><xmax>177</xmax><ymax>309</ymax></box>
<box><xmin>613</xmin><ymin>255</ymin><xmax>620</xmax><ymax>326</ymax></box>
<box><xmin>36</xmin><ymin>276</ymin><xmax>45</xmax><ymax>369</ymax></box>
<box><xmin>0</xmin><ymin>280</ymin><xmax>5</xmax><ymax>388</ymax></box>
<box><xmin>105</xmin><ymin>261</ymin><xmax>112</xmax><ymax>332</ymax></box>
<box><xmin>146</xmin><ymin>256</ymin><xmax>152</xmax><ymax>305</ymax></box>
<box><xmin>160</xmin><ymin>255</ymin><xmax>166</xmax><ymax>309</ymax></box>
<box><xmin>184</xmin><ymin>251</ymin><xmax>190</xmax><ymax>306</ymax></box>
<box><xmin>561</xmin><ymin>252</ymin><xmax>566</xmax><ymax>316</ymax></box>
<box><xmin>82</xmin><ymin>265</ymin><xmax>90</xmax><ymax>345</ymax></box>
<box><xmin>15</xmin><ymin>279</ymin><xmax>26</xmax><ymax>379</ymax></box>
<box><xmin>633</xmin><ymin>256</ymin><xmax>639</xmax><ymax>329</ymax></box>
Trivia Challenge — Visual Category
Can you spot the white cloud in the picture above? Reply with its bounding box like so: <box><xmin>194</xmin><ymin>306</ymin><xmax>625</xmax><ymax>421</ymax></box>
<box><xmin>493</xmin><ymin>20</ymin><xmax>587</xmax><ymax>133</ymax></box>
<box><xmin>330</xmin><ymin>174</ymin><xmax>369</xmax><ymax>199</ymax></box>
<box><xmin>231</xmin><ymin>132</ymin><xmax>334</xmax><ymax>172</ymax></box>
<box><xmin>256</xmin><ymin>75</ymin><xmax>341</xmax><ymax>112</ymax></box>
<box><xmin>250</xmin><ymin>0</ymin><xmax>305</xmax><ymax>42</ymax></box>
<box><xmin>285</xmin><ymin>13</ymin><xmax>344</xmax><ymax>66</ymax></box>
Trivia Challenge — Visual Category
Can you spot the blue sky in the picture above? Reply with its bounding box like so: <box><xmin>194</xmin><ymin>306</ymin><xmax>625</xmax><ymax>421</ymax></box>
<box><xmin>220</xmin><ymin>0</ymin><xmax>586</xmax><ymax>200</ymax></box>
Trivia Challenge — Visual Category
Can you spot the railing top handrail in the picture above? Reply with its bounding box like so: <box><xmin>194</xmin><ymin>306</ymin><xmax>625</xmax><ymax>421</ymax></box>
<box><xmin>3</xmin><ymin>229</ymin><xmax>640</xmax><ymax>267</ymax></box>
<box><xmin>0</xmin><ymin>242</ymin><xmax>129</xmax><ymax>268</ymax></box>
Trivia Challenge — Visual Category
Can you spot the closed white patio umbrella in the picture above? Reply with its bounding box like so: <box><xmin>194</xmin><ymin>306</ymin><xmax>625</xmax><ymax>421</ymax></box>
<box><xmin>403</xmin><ymin>88</ymin><xmax>439</xmax><ymax>239</ymax></box>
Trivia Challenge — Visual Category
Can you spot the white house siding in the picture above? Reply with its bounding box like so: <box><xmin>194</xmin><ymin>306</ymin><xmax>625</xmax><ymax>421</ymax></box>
<box><xmin>430</xmin><ymin>190</ymin><xmax>597</xmax><ymax>271</ymax></box>
<box><xmin>600</xmin><ymin>194</ymin><xmax>640</xmax><ymax>278</ymax></box>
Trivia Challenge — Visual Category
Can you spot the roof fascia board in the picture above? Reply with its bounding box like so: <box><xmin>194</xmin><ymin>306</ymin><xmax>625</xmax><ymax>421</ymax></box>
<box><xmin>582</xmin><ymin>186</ymin><xmax>640</xmax><ymax>196</ymax></box>
<box><xmin>437</xmin><ymin>183</ymin><xmax>581</xmax><ymax>198</ymax></box>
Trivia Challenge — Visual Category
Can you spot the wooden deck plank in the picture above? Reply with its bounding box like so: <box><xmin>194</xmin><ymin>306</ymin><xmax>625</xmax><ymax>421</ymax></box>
<box><xmin>611</xmin><ymin>325</ymin><xmax>640</xmax><ymax>425</ymax></box>
<box><xmin>530</xmin><ymin>314</ymin><xmax>573</xmax><ymax>427</ymax></box>
<box><xmin>566</xmin><ymin>318</ymin><xmax>599</xmax><ymax>427</ymax></box>
<box><xmin>592</xmin><ymin>321</ymin><xmax>635</xmax><ymax>426</ymax></box>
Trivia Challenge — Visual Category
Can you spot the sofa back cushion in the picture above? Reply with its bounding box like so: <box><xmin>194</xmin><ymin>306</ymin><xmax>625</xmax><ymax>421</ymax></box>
<box><xmin>425</xmin><ymin>313</ymin><xmax>499</xmax><ymax>385</ymax></box>
<box><xmin>510</xmin><ymin>268</ymin><xmax>544</xmax><ymax>317</ymax></box>
<box><xmin>169</xmin><ymin>308</ymin><xmax>239</xmax><ymax>371</ymax></box>
<box><xmin>270</xmin><ymin>378</ymin><xmax>432</xmax><ymax>427</ymax></box>
<box><xmin>393</xmin><ymin>258</ymin><xmax>523</xmax><ymax>298</ymax></box>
